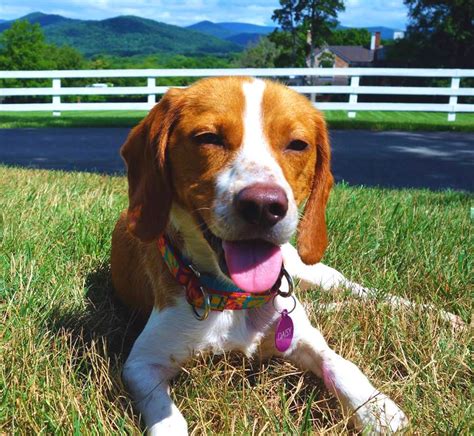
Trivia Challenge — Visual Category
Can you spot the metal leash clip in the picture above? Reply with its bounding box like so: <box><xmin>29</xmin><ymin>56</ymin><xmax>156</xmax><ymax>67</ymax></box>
<box><xmin>276</xmin><ymin>267</ymin><xmax>294</xmax><ymax>298</ymax></box>
<box><xmin>191</xmin><ymin>286</ymin><xmax>210</xmax><ymax>321</ymax></box>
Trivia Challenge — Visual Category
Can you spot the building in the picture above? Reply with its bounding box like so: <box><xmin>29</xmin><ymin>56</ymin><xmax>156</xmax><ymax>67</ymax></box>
<box><xmin>313</xmin><ymin>32</ymin><xmax>384</xmax><ymax>69</ymax></box>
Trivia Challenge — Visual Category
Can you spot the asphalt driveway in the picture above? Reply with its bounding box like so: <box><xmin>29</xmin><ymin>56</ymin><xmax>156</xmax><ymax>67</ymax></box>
<box><xmin>0</xmin><ymin>128</ymin><xmax>472</xmax><ymax>191</ymax></box>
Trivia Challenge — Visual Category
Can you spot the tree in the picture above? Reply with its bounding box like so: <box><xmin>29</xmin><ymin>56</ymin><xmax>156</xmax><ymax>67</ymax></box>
<box><xmin>272</xmin><ymin>0</ymin><xmax>301</xmax><ymax>65</ymax></box>
<box><xmin>328</xmin><ymin>28</ymin><xmax>371</xmax><ymax>46</ymax></box>
<box><xmin>0</xmin><ymin>20</ymin><xmax>85</xmax><ymax>71</ymax></box>
<box><xmin>318</xmin><ymin>50</ymin><xmax>335</xmax><ymax>67</ymax></box>
<box><xmin>272</xmin><ymin>0</ymin><xmax>345</xmax><ymax>67</ymax></box>
<box><xmin>0</xmin><ymin>20</ymin><xmax>86</xmax><ymax>101</ymax></box>
<box><xmin>268</xmin><ymin>27</ymin><xmax>308</xmax><ymax>66</ymax></box>
<box><xmin>388</xmin><ymin>0</ymin><xmax>474</xmax><ymax>67</ymax></box>
<box><xmin>236</xmin><ymin>37</ymin><xmax>281</xmax><ymax>68</ymax></box>
<box><xmin>51</xmin><ymin>45</ymin><xmax>85</xmax><ymax>70</ymax></box>
<box><xmin>0</xmin><ymin>20</ymin><xmax>53</xmax><ymax>70</ymax></box>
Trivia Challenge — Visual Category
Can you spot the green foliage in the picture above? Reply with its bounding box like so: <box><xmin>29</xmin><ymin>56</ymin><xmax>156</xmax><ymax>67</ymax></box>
<box><xmin>272</xmin><ymin>0</ymin><xmax>301</xmax><ymax>66</ymax></box>
<box><xmin>318</xmin><ymin>50</ymin><xmax>335</xmax><ymax>67</ymax></box>
<box><xmin>271</xmin><ymin>0</ymin><xmax>345</xmax><ymax>67</ymax></box>
<box><xmin>83</xmin><ymin>53</ymin><xmax>234</xmax><ymax>91</ymax></box>
<box><xmin>0</xmin><ymin>20</ymin><xmax>85</xmax><ymax>72</ymax></box>
<box><xmin>387</xmin><ymin>0</ymin><xmax>474</xmax><ymax>67</ymax></box>
<box><xmin>0</xmin><ymin>20</ymin><xmax>234</xmax><ymax>101</ymax></box>
<box><xmin>298</xmin><ymin>0</ymin><xmax>345</xmax><ymax>50</ymax></box>
<box><xmin>0</xmin><ymin>20</ymin><xmax>86</xmax><ymax>99</ymax></box>
<box><xmin>268</xmin><ymin>28</ymin><xmax>308</xmax><ymax>67</ymax></box>
<box><xmin>51</xmin><ymin>45</ymin><xmax>85</xmax><ymax>70</ymax></box>
<box><xmin>328</xmin><ymin>28</ymin><xmax>371</xmax><ymax>46</ymax></box>
<box><xmin>235</xmin><ymin>37</ymin><xmax>281</xmax><ymax>68</ymax></box>
<box><xmin>0</xmin><ymin>15</ymin><xmax>242</xmax><ymax>58</ymax></box>
<box><xmin>0</xmin><ymin>20</ymin><xmax>52</xmax><ymax>70</ymax></box>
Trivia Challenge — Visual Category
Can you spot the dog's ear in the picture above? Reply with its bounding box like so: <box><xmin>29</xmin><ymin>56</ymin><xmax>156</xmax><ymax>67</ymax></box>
<box><xmin>297</xmin><ymin>115</ymin><xmax>334</xmax><ymax>265</ymax></box>
<box><xmin>121</xmin><ymin>89</ymin><xmax>183</xmax><ymax>242</ymax></box>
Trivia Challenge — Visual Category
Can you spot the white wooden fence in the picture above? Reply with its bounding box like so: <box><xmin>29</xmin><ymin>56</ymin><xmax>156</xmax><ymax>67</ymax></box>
<box><xmin>1</xmin><ymin>68</ymin><xmax>473</xmax><ymax>121</ymax></box>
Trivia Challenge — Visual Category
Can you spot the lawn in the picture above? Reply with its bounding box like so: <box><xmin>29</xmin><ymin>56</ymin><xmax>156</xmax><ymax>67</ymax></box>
<box><xmin>1</xmin><ymin>110</ymin><xmax>474</xmax><ymax>131</ymax></box>
<box><xmin>1</xmin><ymin>166</ymin><xmax>472</xmax><ymax>434</ymax></box>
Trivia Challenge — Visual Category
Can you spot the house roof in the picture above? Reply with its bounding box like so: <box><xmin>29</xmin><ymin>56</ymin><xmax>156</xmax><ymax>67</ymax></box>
<box><xmin>315</xmin><ymin>45</ymin><xmax>375</xmax><ymax>63</ymax></box>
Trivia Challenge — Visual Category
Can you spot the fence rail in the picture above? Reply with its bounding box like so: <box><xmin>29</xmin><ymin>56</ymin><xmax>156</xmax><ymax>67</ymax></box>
<box><xmin>1</xmin><ymin>68</ymin><xmax>473</xmax><ymax>121</ymax></box>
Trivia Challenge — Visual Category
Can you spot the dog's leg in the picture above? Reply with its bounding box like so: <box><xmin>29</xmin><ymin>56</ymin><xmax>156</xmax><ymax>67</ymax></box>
<box><xmin>282</xmin><ymin>243</ymin><xmax>463</xmax><ymax>328</ymax></box>
<box><xmin>282</xmin><ymin>242</ymin><xmax>370</xmax><ymax>296</ymax></box>
<box><xmin>270</xmin><ymin>296</ymin><xmax>408</xmax><ymax>433</ymax></box>
<box><xmin>123</xmin><ymin>305</ymin><xmax>190</xmax><ymax>435</ymax></box>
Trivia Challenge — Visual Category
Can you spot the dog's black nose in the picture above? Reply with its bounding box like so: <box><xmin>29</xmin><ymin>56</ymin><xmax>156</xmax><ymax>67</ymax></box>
<box><xmin>235</xmin><ymin>183</ymin><xmax>288</xmax><ymax>228</ymax></box>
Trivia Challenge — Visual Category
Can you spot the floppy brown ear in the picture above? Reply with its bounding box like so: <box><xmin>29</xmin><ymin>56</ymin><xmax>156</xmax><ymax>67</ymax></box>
<box><xmin>297</xmin><ymin>116</ymin><xmax>334</xmax><ymax>265</ymax></box>
<box><xmin>120</xmin><ymin>89</ymin><xmax>182</xmax><ymax>242</ymax></box>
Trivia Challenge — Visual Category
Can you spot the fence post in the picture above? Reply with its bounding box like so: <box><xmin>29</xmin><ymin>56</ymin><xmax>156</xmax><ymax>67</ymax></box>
<box><xmin>147</xmin><ymin>77</ymin><xmax>156</xmax><ymax>107</ymax></box>
<box><xmin>448</xmin><ymin>76</ymin><xmax>460</xmax><ymax>122</ymax></box>
<box><xmin>52</xmin><ymin>78</ymin><xmax>61</xmax><ymax>117</ymax></box>
<box><xmin>348</xmin><ymin>75</ymin><xmax>359</xmax><ymax>118</ymax></box>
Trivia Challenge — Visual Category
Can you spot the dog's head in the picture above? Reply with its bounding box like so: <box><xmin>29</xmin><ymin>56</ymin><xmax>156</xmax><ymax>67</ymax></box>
<box><xmin>121</xmin><ymin>77</ymin><xmax>333</xmax><ymax>292</ymax></box>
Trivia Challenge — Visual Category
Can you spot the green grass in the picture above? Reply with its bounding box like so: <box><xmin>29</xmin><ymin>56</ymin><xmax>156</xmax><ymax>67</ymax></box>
<box><xmin>0</xmin><ymin>111</ymin><xmax>149</xmax><ymax>129</ymax></box>
<box><xmin>325</xmin><ymin>110</ymin><xmax>474</xmax><ymax>131</ymax></box>
<box><xmin>1</xmin><ymin>166</ymin><xmax>472</xmax><ymax>434</ymax></box>
<box><xmin>1</xmin><ymin>110</ymin><xmax>473</xmax><ymax>131</ymax></box>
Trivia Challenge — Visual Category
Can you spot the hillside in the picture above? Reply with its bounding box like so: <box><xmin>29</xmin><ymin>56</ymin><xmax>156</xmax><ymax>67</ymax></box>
<box><xmin>187</xmin><ymin>20</ymin><xmax>404</xmax><ymax>46</ymax></box>
<box><xmin>0</xmin><ymin>12</ymin><xmax>242</xmax><ymax>57</ymax></box>
<box><xmin>218</xmin><ymin>22</ymin><xmax>276</xmax><ymax>35</ymax></box>
<box><xmin>187</xmin><ymin>21</ymin><xmax>276</xmax><ymax>46</ymax></box>
<box><xmin>187</xmin><ymin>20</ymin><xmax>234</xmax><ymax>39</ymax></box>
<box><xmin>226</xmin><ymin>33</ymin><xmax>263</xmax><ymax>46</ymax></box>
<box><xmin>364</xmin><ymin>26</ymin><xmax>404</xmax><ymax>40</ymax></box>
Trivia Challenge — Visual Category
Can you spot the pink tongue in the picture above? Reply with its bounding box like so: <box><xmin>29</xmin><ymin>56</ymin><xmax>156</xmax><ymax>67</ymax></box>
<box><xmin>222</xmin><ymin>240</ymin><xmax>283</xmax><ymax>293</ymax></box>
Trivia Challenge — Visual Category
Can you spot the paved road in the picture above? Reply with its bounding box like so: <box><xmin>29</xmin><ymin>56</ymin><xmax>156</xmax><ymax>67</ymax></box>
<box><xmin>0</xmin><ymin>128</ymin><xmax>473</xmax><ymax>191</ymax></box>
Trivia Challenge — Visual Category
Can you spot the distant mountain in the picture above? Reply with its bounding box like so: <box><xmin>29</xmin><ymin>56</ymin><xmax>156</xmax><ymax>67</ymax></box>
<box><xmin>226</xmin><ymin>33</ymin><xmax>264</xmax><ymax>46</ymax></box>
<box><xmin>364</xmin><ymin>26</ymin><xmax>404</xmax><ymax>40</ymax></box>
<box><xmin>187</xmin><ymin>20</ymin><xmax>234</xmax><ymax>39</ymax></box>
<box><xmin>0</xmin><ymin>12</ymin><xmax>74</xmax><ymax>32</ymax></box>
<box><xmin>186</xmin><ymin>20</ymin><xmax>275</xmax><ymax>47</ymax></box>
<box><xmin>0</xmin><ymin>12</ymin><xmax>242</xmax><ymax>57</ymax></box>
<box><xmin>217</xmin><ymin>22</ymin><xmax>276</xmax><ymax>35</ymax></box>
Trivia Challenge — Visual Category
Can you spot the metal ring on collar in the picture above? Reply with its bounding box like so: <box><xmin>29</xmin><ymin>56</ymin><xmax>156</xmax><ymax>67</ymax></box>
<box><xmin>188</xmin><ymin>263</ymin><xmax>201</xmax><ymax>278</ymax></box>
<box><xmin>277</xmin><ymin>268</ymin><xmax>294</xmax><ymax>298</ymax></box>
<box><xmin>191</xmin><ymin>287</ymin><xmax>210</xmax><ymax>321</ymax></box>
<box><xmin>272</xmin><ymin>293</ymin><xmax>297</xmax><ymax>315</ymax></box>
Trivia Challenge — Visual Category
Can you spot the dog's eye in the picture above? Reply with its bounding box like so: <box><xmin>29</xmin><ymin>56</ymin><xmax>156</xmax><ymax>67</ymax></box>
<box><xmin>286</xmin><ymin>140</ymin><xmax>308</xmax><ymax>152</ymax></box>
<box><xmin>195</xmin><ymin>132</ymin><xmax>224</xmax><ymax>147</ymax></box>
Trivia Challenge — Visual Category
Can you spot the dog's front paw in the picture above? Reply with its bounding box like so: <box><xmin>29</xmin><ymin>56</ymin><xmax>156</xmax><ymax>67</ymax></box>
<box><xmin>351</xmin><ymin>394</ymin><xmax>408</xmax><ymax>434</ymax></box>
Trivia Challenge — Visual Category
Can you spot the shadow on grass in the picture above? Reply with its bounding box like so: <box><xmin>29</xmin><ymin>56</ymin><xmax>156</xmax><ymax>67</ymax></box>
<box><xmin>45</xmin><ymin>263</ymin><xmax>348</xmax><ymax>432</ymax></box>
<box><xmin>47</xmin><ymin>263</ymin><xmax>146</xmax><ymax>362</ymax></box>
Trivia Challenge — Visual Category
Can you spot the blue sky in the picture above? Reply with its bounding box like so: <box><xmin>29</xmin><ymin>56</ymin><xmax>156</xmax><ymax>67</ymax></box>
<box><xmin>0</xmin><ymin>0</ymin><xmax>408</xmax><ymax>29</ymax></box>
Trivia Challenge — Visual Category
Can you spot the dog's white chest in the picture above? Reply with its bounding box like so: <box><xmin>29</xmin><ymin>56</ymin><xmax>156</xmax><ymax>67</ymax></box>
<box><xmin>193</xmin><ymin>304</ymin><xmax>277</xmax><ymax>357</ymax></box>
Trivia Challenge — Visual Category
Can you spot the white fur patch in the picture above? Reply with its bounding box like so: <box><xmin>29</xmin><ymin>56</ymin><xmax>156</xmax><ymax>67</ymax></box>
<box><xmin>212</xmin><ymin>79</ymin><xmax>298</xmax><ymax>244</ymax></box>
<box><xmin>124</xmin><ymin>250</ymin><xmax>408</xmax><ymax>434</ymax></box>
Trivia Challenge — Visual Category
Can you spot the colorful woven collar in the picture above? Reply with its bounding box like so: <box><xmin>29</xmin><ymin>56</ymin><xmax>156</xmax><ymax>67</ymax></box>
<box><xmin>157</xmin><ymin>235</ymin><xmax>282</xmax><ymax>316</ymax></box>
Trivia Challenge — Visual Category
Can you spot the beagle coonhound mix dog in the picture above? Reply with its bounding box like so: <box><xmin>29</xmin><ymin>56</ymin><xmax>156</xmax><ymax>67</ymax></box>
<box><xmin>111</xmin><ymin>77</ymin><xmax>408</xmax><ymax>434</ymax></box>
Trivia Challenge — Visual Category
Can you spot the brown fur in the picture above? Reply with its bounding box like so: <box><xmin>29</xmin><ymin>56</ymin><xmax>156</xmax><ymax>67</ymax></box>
<box><xmin>111</xmin><ymin>77</ymin><xmax>332</xmax><ymax>313</ymax></box>
<box><xmin>261</xmin><ymin>80</ymin><xmax>333</xmax><ymax>264</ymax></box>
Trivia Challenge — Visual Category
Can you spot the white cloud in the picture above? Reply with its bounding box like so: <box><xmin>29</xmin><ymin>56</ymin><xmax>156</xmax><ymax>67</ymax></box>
<box><xmin>339</xmin><ymin>0</ymin><xmax>408</xmax><ymax>29</ymax></box>
<box><xmin>0</xmin><ymin>0</ymin><xmax>408</xmax><ymax>28</ymax></box>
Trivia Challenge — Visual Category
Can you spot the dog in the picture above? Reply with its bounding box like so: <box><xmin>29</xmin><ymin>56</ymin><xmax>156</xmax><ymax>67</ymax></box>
<box><xmin>111</xmin><ymin>77</ymin><xmax>409</xmax><ymax>434</ymax></box>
